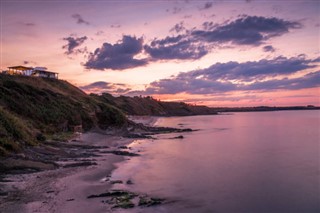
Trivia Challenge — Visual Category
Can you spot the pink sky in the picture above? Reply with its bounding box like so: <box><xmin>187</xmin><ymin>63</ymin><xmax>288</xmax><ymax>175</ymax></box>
<box><xmin>1</xmin><ymin>0</ymin><xmax>319</xmax><ymax>107</ymax></box>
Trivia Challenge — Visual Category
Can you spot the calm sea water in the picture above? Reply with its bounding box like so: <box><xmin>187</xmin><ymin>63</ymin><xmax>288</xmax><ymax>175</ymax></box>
<box><xmin>112</xmin><ymin>111</ymin><xmax>320</xmax><ymax>213</ymax></box>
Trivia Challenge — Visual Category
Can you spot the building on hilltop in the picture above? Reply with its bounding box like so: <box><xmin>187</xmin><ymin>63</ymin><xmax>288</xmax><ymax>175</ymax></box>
<box><xmin>3</xmin><ymin>65</ymin><xmax>59</xmax><ymax>79</ymax></box>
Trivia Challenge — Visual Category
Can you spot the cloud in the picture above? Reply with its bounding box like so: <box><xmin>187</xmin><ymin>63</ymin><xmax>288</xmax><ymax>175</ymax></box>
<box><xmin>244</xmin><ymin>71</ymin><xmax>320</xmax><ymax>91</ymax></box>
<box><xmin>71</xmin><ymin>14</ymin><xmax>90</xmax><ymax>25</ymax></box>
<box><xmin>181</xmin><ymin>95</ymin><xmax>259</xmax><ymax>103</ymax></box>
<box><xmin>85</xmin><ymin>15</ymin><xmax>303</xmax><ymax>67</ymax></box>
<box><xmin>263</xmin><ymin>45</ymin><xmax>275</xmax><ymax>52</ymax></box>
<box><xmin>110</xmin><ymin>24</ymin><xmax>121</xmax><ymax>28</ymax></box>
<box><xmin>80</xmin><ymin>81</ymin><xmax>131</xmax><ymax>94</ymax></box>
<box><xmin>146</xmin><ymin>78</ymin><xmax>237</xmax><ymax>94</ymax></box>
<box><xmin>202</xmin><ymin>21</ymin><xmax>216</xmax><ymax>30</ymax></box>
<box><xmin>144</xmin><ymin>35</ymin><xmax>208</xmax><ymax>60</ymax></box>
<box><xmin>142</xmin><ymin>15</ymin><xmax>301</xmax><ymax>61</ymax></box>
<box><xmin>201</xmin><ymin>2</ymin><xmax>213</xmax><ymax>10</ymax></box>
<box><xmin>19</xmin><ymin>22</ymin><xmax>35</xmax><ymax>27</ymax></box>
<box><xmin>84</xmin><ymin>35</ymin><xmax>148</xmax><ymax>70</ymax></box>
<box><xmin>130</xmin><ymin>56</ymin><xmax>319</xmax><ymax>95</ymax></box>
<box><xmin>183</xmin><ymin>15</ymin><xmax>192</xmax><ymax>19</ymax></box>
<box><xmin>169</xmin><ymin>21</ymin><xmax>186</xmax><ymax>33</ymax></box>
<box><xmin>62</xmin><ymin>36</ymin><xmax>88</xmax><ymax>55</ymax></box>
<box><xmin>192</xmin><ymin>15</ymin><xmax>302</xmax><ymax>45</ymax></box>
<box><xmin>187</xmin><ymin>56</ymin><xmax>316</xmax><ymax>82</ymax></box>
<box><xmin>166</xmin><ymin>7</ymin><xmax>182</xmax><ymax>14</ymax></box>
<box><xmin>96</xmin><ymin>30</ymin><xmax>105</xmax><ymax>36</ymax></box>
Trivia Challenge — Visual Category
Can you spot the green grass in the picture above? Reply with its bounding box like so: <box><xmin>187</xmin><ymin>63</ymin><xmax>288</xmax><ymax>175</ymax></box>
<box><xmin>47</xmin><ymin>131</ymin><xmax>75</xmax><ymax>142</ymax></box>
<box><xmin>0</xmin><ymin>107</ymin><xmax>36</xmax><ymax>153</ymax></box>
<box><xmin>0</xmin><ymin>74</ymin><xmax>127</xmax><ymax>155</ymax></box>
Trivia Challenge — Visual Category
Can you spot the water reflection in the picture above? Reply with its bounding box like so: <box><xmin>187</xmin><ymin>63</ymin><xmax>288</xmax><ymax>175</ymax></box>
<box><xmin>112</xmin><ymin>111</ymin><xmax>320</xmax><ymax>213</ymax></box>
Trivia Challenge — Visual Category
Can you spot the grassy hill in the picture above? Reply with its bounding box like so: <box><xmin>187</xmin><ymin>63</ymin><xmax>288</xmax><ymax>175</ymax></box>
<box><xmin>0</xmin><ymin>74</ymin><xmax>219</xmax><ymax>155</ymax></box>
<box><xmin>0</xmin><ymin>74</ymin><xmax>126</xmax><ymax>155</ymax></box>
<box><xmin>93</xmin><ymin>94</ymin><xmax>218</xmax><ymax>116</ymax></box>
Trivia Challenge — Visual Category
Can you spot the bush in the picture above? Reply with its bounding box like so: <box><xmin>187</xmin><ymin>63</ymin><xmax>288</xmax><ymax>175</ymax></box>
<box><xmin>0</xmin><ymin>108</ymin><xmax>34</xmax><ymax>153</ymax></box>
<box><xmin>36</xmin><ymin>133</ymin><xmax>46</xmax><ymax>141</ymax></box>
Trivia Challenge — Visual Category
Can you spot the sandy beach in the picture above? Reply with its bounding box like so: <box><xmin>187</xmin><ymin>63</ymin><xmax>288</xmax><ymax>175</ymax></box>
<box><xmin>0</xmin><ymin>116</ymin><xmax>190</xmax><ymax>212</ymax></box>
<box><xmin>0</xmin><ymin>132</ymin><xmax>136</xmax><ymax>213</ymax></box>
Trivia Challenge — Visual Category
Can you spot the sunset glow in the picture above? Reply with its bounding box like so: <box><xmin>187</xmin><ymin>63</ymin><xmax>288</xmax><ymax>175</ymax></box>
<box><xmin>1</xmin><ymin>0</ymin><xmax>319</xmax><ymax>106</ymax></box>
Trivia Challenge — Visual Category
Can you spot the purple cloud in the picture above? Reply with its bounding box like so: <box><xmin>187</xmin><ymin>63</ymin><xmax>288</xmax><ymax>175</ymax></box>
<box><xmin>142</xmin><ymin>15</ymin><xmax>301</xmax><ymax>61</ymax></box>
<box><xmin>244</xmin><ymin>71</ymin><xmax>320</xmax><ymax>91</ymax></box>
<box><xmin>128</xmin><ymin>56</ymin><xmax>319</xmax><ymax>95</ymax></box>
<box><xmin>19</xmin><ymin>22</ymin><xmax>35</xmax><ymax>27</ymax></box>
<box><xmin>84</xmin><ymin>15</ymin><xmax>304</xmax><ymax>68</ymax></box>
<box><xmin>263</xmin><ymin>45</ymin><xmax>276</xmax><ymax>52</ymax></box>
<box><xmin>80</xmin><ymin>81</ymin><xmax>131</xmax><ymax>94</ymax></box>
<box><xmin>186</xmin><ymin>56</ymin><xmax>315</xmax><ymax>82</ymax></box>
<box><xmin>62</xmin><ymin>36</ymin><xmax>88</xmax><ymax>55</ymax></box>
<box><xmin>180</xmin><ymin>56</ymin><xmax>316</xmax><ymax>82</ymax></box>
<box><xmin>71</xmin><ymin>14</ymin><xmax>90</xmax><ymax>25</ymax></box>
<box><xmin>110</xmin><ymin>24</ymin><xmax>121</xmax><ymax>28</ymax></box>
<box><xmin>167</xmin><ymin>7</ymin><xmax>182</xmax><ymax>14</ymax></box>
<box><xmin>201</xmin><ymin>2</ymin><xmax>213</xmax><ymax>10</ymax></box>
<box><xmin>192</xmin><ymin>15</ymin><xmax>302</xmax><ymax>45</ymax></box>
<box><xmin>170</xmin><ymin>21</ymin><xmax>186</xmax><ymax>33</ymax></box>
<box><xmin>144</xmin><ymin>35</ymin><xmax>208</xmax><ymax>60</ymax></box>
<box><xmin>84</xmin><ymin>35</ymin><xmax>148</xmax><ymax>70</ymax></box>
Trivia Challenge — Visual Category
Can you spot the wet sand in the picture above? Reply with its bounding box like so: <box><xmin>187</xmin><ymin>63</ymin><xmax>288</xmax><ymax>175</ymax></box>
<box><xmin>0</xmin><ymin>116</ymin><xmax>177</xmax><ymax>212</ymax></box>
<box><xmin>0</xmin><ymin>132</ymin><xmax>135</xmax><ymax>213</ymax></box>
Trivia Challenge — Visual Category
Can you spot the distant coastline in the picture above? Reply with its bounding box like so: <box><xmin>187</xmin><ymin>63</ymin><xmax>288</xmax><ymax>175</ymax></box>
<box><xmin>212</xmin><ymin>105</ymin><xmax>320</xmax><ymax>113</ymax></box>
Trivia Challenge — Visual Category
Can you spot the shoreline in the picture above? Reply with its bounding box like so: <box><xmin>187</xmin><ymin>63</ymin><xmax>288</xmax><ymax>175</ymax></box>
<box><xmin>127</xmin><ymin>115</ymin><xmax>160</xmax><ymax>127</ymax></box>
<box><xmin>0</xmin><ymin>115</ymin><xmax>190</xmax><ymax>212</ymax></box>
<box><xmin>0</xmin><ymin>130</ymin><xmax>141</xmax><ymax>212</ymax></box>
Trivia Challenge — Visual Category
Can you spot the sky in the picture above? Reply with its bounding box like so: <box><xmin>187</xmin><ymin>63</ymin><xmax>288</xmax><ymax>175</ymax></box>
<box><xmin>1</xmin><ymin>0</ymin><xmax>319</xmax><ymax>107</ymax></box>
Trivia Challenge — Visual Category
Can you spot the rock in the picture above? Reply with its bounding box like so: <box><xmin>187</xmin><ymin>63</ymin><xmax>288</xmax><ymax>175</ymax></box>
<box><xmin>138</xmin><ymin>196</ymin><xmax>149</xmax><ymax>206</ymax></box>
<box><xmin>88</xmin><ymin>190</ymin><xmax>139</xmax><ymax>209</ymax></box>
<box><xmin>106</xmin><ymin>150</ymin><xmax>140</xmax><ymax>157</ymax></box>
<box><xmin>126</xmin><ymin>179</ymin><xmax>133</xmax><ymax>185</ymax></box>
<box><xmin>118</xmin><ymin>146</ymin><xmax>128</xmax><ymax>149</ymax></box>
<box><xmin>125</xmin><ymin>133</ymin><xmax>152</xmax><ymax>139</ymax></box>
<box><xmin>113</xmin><ymin>191</ymin><xmax>137</xmax><ymax>209</ymax></box>
<box><xmin>113</xmin><ymin>200</ymin><xmax>135</xmax><ymax>209</ymax></box>
<box><xmin>110</xmin><ymin>180</ymin><xmax>123</xmax><ymax>184</ymax></box>
<box><xmin>87</xmin><ymin>189</ymin><xmax>167</xmax><ymax>209</ymax></box>
<box><xmin>138</xmin><ymin>195</ymin><xmax>165</xmax><ymax>207</ymax></box>
<box><xmin>171</xmin><ymin>135</ymin><xmax>184</xmax><ymax>139</ymax></box>
<box><xmin>0</xmin><ymin>191</ymin><xmax>8</xmax><ymax>196</ymax></box>
<box><xmin>66</xmin><ymin>198</ymin><xmax>74</xmax><ymax>201</ymax></box>
<box><xmin>63</xmin><ymin>161</ymin><xmax>97</xmax><ymax>168</ymax></box>
<box><xmin>88</xmin><ymin>192</ymin><xmax>117</xmax><ymax>199</ymax></box>
<box><xmin>102</xmin><ymin>199</ymin><xmax>114</xmax><ymax>204</ymax></box>
<box><xmin>179</xmin><ymin>128</ymin><xmax>193</xmax><ymax>132</ymax></box>
<box><xmin>87</xmin><ymin>190</ymin><xmax>137</xmax><ymax>199</ymax></box>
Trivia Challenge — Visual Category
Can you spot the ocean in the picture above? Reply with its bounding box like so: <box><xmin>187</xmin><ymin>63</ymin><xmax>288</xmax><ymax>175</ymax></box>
<box><xmin>111</xmin><ymin>111</ymin><xmax>320</xmax><ymax>213</ymax></box>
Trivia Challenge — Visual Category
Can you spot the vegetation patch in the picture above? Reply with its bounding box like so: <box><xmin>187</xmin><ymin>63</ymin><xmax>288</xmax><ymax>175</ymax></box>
<box><xmin>0</xmin><ymin>74</ymin><xmax>128</xmax><ymax>155</ymax></box>
<box><xmin>0</xmin><ymin>107</ymin><xmax>36</xmax><ymax>153</ymax></box>
<box><xmin>87</xmin><ymin>190</ymin><xmax>166</xmax><ymax>209</ymax></box>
